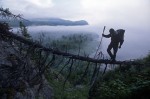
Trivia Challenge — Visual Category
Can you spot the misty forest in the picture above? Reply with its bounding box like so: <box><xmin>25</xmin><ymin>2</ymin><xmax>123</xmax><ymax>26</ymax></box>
<box><xmin>0</xmin><ymin>6</ymin><xmax>150</xmax><ymax>99</ymax></box>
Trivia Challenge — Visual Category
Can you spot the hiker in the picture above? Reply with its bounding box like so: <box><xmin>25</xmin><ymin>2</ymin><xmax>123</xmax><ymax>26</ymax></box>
<box><xmin>102</xmin><ymin>28</ymin><xmax>125</xmax><ymax>61</ymax></box>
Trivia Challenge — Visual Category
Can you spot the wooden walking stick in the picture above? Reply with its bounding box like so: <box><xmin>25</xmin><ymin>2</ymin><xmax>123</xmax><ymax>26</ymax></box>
<box><xmin>94</xmin><ymin>26</ymin><xmax>106</xmax><ymax>58</ymax></box>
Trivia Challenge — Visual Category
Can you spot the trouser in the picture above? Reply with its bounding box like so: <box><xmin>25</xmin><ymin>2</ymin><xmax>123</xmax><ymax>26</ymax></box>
<box><xmin>107</xmin><ymin>42</ymin><xmax>119</xmax><ymax>60</ymax></box>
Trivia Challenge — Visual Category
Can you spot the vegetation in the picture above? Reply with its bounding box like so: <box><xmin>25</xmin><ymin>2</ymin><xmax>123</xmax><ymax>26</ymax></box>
<box><xmin>40</xmin><ymin>32</ymin><xmax>150</xmax><ymax>99</ymax></box>
<box><xmin>47</xmin><ymin>33</ymin><xmax>94</xmax><ymax>54</ymax></box>
<box><xmin>89</xmin><ymin>55</ymin><xmax>150</xmax><ymax>99</ymax></box>
<box><xmin>0</xmin><ymin>7</ymin><xmax>150</xmax><ymax>99</ymax></box>
<box><xmin>45</xmin><ymin>69</ymin><xmax>89</xmax><ymax>99</ymax></box>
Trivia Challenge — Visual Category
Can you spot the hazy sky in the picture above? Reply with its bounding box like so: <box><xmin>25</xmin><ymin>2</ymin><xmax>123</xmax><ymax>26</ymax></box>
<box><xmin>1</xmin><ymin>0</ymin><xmax>150</xmax><ymax>26</ymax></box>
<box><xmin>1</xmin><ymin>0</ymin><xmax>150</xmax><ymax>59</ymax></box>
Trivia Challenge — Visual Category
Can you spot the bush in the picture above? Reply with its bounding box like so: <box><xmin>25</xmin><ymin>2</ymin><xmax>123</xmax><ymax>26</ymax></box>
<box><xmin>90</xmin><ymin>54</ymin><xmax>150</xmax><ymax>99</ymax></box>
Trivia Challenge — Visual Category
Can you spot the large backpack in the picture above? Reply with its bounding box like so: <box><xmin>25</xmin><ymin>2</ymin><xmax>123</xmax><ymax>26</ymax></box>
<box><xmin>116</xmin><ymin>29</ymin><xmax>125</xmax><ymax>42</ymax></box>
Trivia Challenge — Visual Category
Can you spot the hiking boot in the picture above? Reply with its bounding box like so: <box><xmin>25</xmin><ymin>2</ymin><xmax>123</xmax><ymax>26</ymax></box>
<box><xmin>110</xmin><ymin>58</ymin><xmax>116</xmax><ymax>62</ymax></box>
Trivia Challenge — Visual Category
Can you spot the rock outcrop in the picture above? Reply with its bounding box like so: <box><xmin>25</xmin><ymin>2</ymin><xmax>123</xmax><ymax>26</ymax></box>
<box><xmin>0</xmin><ymin>29</ymin><xmax>53</xmax><ymax>99</ymax></box>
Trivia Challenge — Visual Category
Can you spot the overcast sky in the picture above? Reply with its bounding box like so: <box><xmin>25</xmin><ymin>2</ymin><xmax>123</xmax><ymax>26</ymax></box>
<box><xmin>0</xmin><ymin>0</ymin><xmax>150</xmax><ymax>26</ymax></box>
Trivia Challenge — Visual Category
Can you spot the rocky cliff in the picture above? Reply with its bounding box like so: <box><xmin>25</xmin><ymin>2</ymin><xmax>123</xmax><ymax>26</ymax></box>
<box><xmin>0</xmin><ymin>23</ymin><xmax>53</xmax><ymax>99</ymax></box>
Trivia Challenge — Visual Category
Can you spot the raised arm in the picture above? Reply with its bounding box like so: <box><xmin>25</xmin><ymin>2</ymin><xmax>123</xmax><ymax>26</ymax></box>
<box><xmin>102</xmin><ymin>34</ymin><xmax>111</xmax><ymax>38</ymax></box>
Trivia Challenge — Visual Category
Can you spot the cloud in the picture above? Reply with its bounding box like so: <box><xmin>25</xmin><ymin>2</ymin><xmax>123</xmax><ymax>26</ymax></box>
<box><xmin>2</xmin><ymin>0</ymin><xmax>54</xmax><ymax>8</ymax></box>
<box><xmin>26</xmin><ymin>0</ymin><xmax>54</xmax><ymax>8</ymax></box>
<box><xmin>1</xmin><ymin>0</ymin><xmax>54</xmax><ymax>17</ymax></box>
<box><xmin>80</xmin><ymin>0</ymin><xmax>150</xmax><ymax>29</ymax></box>
<box><xmin>1</xmin><ymin>0</ymin><xmax>150</xmax><ymax>27</ymax></box>
<box><xmin>1</xmin><ymin>0</ymin><xmax>83</xmax><ymax>20</ymax></box>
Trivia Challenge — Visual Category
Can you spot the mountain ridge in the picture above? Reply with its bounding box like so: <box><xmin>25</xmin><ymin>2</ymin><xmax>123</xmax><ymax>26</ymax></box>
<box><xmin>0</xmin><ymin>18</ymin><xmax>89</xmax><ymax>27</ymax></box>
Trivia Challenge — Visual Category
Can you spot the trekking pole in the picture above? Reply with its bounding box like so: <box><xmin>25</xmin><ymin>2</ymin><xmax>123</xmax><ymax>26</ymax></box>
<box><xmin>94</xmin><ymin>26</ymin><xmax>106</xmax><ymax>58</ymax></box>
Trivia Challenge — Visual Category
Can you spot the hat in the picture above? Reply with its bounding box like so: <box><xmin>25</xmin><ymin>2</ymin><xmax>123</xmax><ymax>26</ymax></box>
<box><xmin>109</xmin><ymin>28</ymin><xmax>114</xmax><ymax>33</ymax></box>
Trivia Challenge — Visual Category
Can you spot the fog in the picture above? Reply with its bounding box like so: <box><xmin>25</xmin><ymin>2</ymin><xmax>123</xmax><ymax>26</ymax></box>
<box><xmin>17</xmin><ymin>25</ymin><xmax>150</xmax><ymax>61</ymax></box>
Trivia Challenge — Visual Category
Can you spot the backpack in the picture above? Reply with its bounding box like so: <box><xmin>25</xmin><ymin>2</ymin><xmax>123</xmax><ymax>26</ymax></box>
<box><xmin>116</xmin><ymin>29</ymin><xmax>125</xmax><ymax>42</ymax></box>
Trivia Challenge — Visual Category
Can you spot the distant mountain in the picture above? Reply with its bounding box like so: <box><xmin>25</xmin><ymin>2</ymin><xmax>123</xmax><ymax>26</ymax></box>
<box><xmin>0</xmin><ymin>18</ymin><xmax>89</xmax><ymax>27</ymax></box>
<box><xmin>30</xmin><ymin>18</ymin><xmax>89</xmax><ymax>26</ymax></box>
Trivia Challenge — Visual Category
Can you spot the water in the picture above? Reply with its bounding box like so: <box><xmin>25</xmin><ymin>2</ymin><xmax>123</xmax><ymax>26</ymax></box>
<box><xmin>14</xmin><ymin>25</ymin><xmax>150</xmax><ymax>60</ymax></box>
